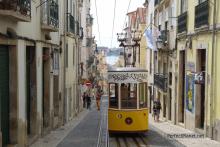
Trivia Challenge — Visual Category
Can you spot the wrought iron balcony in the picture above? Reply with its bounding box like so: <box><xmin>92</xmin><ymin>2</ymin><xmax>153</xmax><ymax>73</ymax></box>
<box><xmin>154</xmin><ymin>73</ymin><xmax>168</xmax><ymax>92</ymax></box>
<box><xmin>178</xmin><ymin>11</ymin><xmax>187</xmax><ymax>34</ymax></box>
<box><xmin>0</xmin><ymin>0</ymin><xmax>31</xmax><ymax>22</ymax></box>
<box><xmin>86</xmin><ymin>15</ymin><xmax>93</xmax><ymax>26</ymax></box>
<box><xmin>67</xmin><ymin>14</ymin><xmax>75</xmax><ymax>34</ymax></box>
<box><xmin>41</xmin><ymin>0</ymin><xmax>59</xmax><ymax>32</ymax></box>
<box><xmin>156</xmin><ymin>30</ymin><xmax>169</xmax><ymax>50</ymax></box>
<box><xmin>86</xmin><ymin>38</ymin><xmax>93</xmax><ymax>47</ymax></box>
<box><xmin>195</xmin><ymin>0</ymin><xmax>209</xmax><ymax>28</ymax></box>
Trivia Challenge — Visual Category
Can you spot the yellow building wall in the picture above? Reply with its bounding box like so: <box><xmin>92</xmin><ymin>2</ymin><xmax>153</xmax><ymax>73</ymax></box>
<box><xmin>214</xmin><ymin>33</ymin><xmax>220</xmax><ymax>120</ymax></box>
<box><xmin>177</xmin><ymin>0</ymin><xmax>220</xmax><ymax>128</ymax></box>
<box><xmin>191</xmin><ymin>34</ymin><xmax>212</xmax><ymax>126</ymax></box>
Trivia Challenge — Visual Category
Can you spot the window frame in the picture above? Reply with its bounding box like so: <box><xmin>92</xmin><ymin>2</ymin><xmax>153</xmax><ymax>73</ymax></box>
<box><xmin>109</xmin><ymin>83</ymin><xmax>119</xmax><ymax>109</ymax></box>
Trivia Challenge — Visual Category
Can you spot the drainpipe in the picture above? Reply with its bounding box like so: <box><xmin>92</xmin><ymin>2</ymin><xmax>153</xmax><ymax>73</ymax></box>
<box><xmin>210</xmin><ymin>0</ymin><xmax>217</xmax><ymax>139</ymax></box>
<box><xmin>74</xmin><ymin>36</ymin><xmax>79</xmax><ymax>114</ymax></box>
<box><xmin>63</xmin><ymin>0</ymin><xmax>67</xmax><ymax>124</ymax></box>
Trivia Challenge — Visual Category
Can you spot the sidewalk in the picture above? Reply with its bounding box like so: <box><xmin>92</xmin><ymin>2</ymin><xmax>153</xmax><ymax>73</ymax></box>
<box><xmin>57</xmin><ymin>102</ymin><xmax>100</xmax><ymax>147</ymax></box>
<box><xmin>30</xmin><ymin>101</ymin><xmax>96</xmax><ymax>147</ymax></box>
<box><xmin>149</xmin><ymin>114</ymin><xmax>220</xmax><ymax>147</ymax></box>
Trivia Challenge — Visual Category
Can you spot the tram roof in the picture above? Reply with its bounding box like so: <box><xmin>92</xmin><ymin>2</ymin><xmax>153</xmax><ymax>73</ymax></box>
<box><xmin>108</xmin><ymin>67</ymin><xmax>148</xmax><ymax>72</ymax></box>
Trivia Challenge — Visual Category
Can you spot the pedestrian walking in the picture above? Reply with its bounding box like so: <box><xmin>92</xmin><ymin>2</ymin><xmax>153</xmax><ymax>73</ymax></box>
<box><xmin>96</xmin><ymin>89</ymin><xmax>102</xmax><ymax>111</ymax></box>
<box><xmin>82</xmin><ymin>92</ymin><xmax>86</xmax><ymax>108</ymax></box>
<box><xmin>153</xmin><ymin>101</ymin><xmax>157</xmax><ymax>121</ymax></box>
<box><xmin>156</xmin><ymin>99</ymin><xmax>161</xmax><ymax>122</ymax></box>
<box><xmin>86</xmin><ymin>92</ymin><xmax>91</xmax><ymax>110</ymax></box>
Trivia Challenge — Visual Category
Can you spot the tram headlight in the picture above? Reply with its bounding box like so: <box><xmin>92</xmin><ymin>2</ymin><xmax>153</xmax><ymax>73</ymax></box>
<box><xmin>125</xmin><ymin>117</ymin><xmax>133</xmax><ymax>125</ymax></box>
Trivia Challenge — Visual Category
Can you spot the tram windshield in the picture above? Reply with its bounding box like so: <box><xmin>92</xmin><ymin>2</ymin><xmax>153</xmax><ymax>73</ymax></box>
<box><xmin>109</xmin><ymin>83</ymin><xmax>118</xmax><ymax>108</ymax></box>
<box><xmin>121</xmin><ymin>83</ymin><xmax>137</xmax><ymax>109</ymax></box>
<box><xmin>108</xmin><ymin>67</ymin><xmax>148</xmax><ymax>109</ymax></box>
<box><xmin>139</xmin><ymin>83</ymin><xmax>147</xmax><ymax>108</ymax></box>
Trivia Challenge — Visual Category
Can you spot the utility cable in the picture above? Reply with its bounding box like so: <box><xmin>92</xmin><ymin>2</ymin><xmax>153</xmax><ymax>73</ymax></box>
<box><xmin>110</xmin><ymin>0</ymin><xmax>117</xmax><ymax>48</ymax></box>
<box><xmin>94</xmin><ymin>0</ymin><xmax>102</xmax><ymax>46</ymax></box>
<box><xmin>122</xmin><ymin>0</ymin><xmax>132</xmax><ymax>31</ymax></box>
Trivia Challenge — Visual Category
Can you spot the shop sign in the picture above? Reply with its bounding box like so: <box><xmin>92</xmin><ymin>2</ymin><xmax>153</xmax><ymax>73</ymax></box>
<box><xmin>194</xmin><ymin>71</ymin><xmax>205</xmax><ymax>84</ymax></box>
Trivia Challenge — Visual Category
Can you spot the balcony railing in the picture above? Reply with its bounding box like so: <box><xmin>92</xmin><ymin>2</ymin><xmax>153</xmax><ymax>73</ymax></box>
<box><xmin>158</xmin><ymin>30</ymin><xmax>169</xmax><ymax>43</ymax></box>
<box><xmin>195</xmin><ymin>0</ymin><xmax>209</xmax><ymax>28</ymax></box>
<box><xmin>178</xmin><ymin>11</ymin><xmax>187</xmax><ymax>34</ymax></box>
<box><xmin>41</xmin><ymin>0</ymin><xmax>59</xmax><ymax>32</ymax></box>
<box><xmin>86</xmin><ymin>38</ymin><xmax>93</xmax><ymax>47</ymax></box>
<box><xmin>0</xmin><ymin>0</ymin><xmax>31</xmax><ymax>22</ymax></box>
<box><xmin>86</xmin><ymin>15</ymin><xmax>93</xmax><ymax>26</ymax></box>
<box><xmin>154</xmin><ymin>73</ymin><xmax>168</xmax><ymax>92</ymax></box>
<box><xmin>156</xmin><ymin>30</ymin><xmax>169</xmax><ymax>49</ymax></box>
<box><xmin>67</xmin><ymin>14</ymin><xmax>75</xmax><ymax>34</ymax></box>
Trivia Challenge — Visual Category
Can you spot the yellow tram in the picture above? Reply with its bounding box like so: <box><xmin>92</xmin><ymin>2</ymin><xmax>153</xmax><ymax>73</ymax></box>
<box><xmin>108</xmin><ymin>67</ymin><xmax>148</xmax><ymax>132</ymax></box>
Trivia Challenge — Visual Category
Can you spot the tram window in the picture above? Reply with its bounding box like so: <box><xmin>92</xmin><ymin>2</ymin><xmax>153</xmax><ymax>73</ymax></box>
<box><xmin>109</xmin><ymin>83</ymin><xmax>118</xmax><ymax>108</ymax></box>
<box><xmin>121</xmin><ymin>83</ymin><xmax>137</xmax><ymax>109</ymax></box>
<box><xmin>139</xmin><ymin>83</ymin><xmax>147</xmax><ymax>108</ymax></box>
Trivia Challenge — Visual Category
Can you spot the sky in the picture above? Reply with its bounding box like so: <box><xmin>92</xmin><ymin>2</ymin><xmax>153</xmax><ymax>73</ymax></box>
<box><xmin>91</xmin><ymin>0</ymin><xmax>145</xmax><ymax>48</ymax></box>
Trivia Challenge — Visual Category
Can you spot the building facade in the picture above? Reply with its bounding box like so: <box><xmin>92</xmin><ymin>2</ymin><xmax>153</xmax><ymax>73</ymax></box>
<box><xmin>78</xmin><ymin>0</ymin><xmax>95</xmax><ymax>97</ymax></box>
<box><xmin>145</xmin><ymin>0</ymin><xmax>220</xmax><ymax>142</ymax></box>
<box><xmin>176</xmin><ymin>0</ymin><xmax>220</xmax><ymax>141</ymax></box>
<box><xmin>0</xmin><ymin>0</ymin><xmax>89</xmax><ymax>146</ymax></box>
<box><xmin>153</xmin><ymin>0</ymin><xmax>177</xmax><ymax>124</ymax></box>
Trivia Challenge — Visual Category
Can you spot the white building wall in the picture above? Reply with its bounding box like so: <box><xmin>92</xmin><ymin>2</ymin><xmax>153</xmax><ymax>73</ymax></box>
<box><xmin>146</xmin><ymin>0</ymin><xmax>155</xmax><ymax>84</ymax></box>
<box><xmin>80</xmin><ymin>0</ymin><xmax>93</xmax><ymax>79</ymax></box>
<box><xmin>17</xmin><ymin>40</ymin><xmax>26</xmax><ymax>121</ymax></box>
<box><xmin>0</xmin><ymin>1</ymin><xmax>59</xmax><ymax>45</ymax></box>
<box><xmin>36</xmin><ymin>42</ymin><xmax>43</xmax><ymax>134</ymax></box>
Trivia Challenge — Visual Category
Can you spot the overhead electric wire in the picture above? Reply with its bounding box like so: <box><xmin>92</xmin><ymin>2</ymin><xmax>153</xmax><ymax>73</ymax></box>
<box><xmin>110</xmin><ymin>0</ymin><xmax>117</xmax><ymax>48</ymax></box>
<box><xmin>94</xmin><ymin>0</ymin><xmax>102</xmax><ymax>46</ymax></box>
<box><xmin>122</xmin><ymin>0</ymin><xmax>132</xmax><ymax>30</ymax></box>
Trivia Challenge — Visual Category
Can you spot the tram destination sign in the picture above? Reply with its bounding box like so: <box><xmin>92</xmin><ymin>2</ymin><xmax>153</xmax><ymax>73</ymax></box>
<box><xmin>108</xmin><ymin>72</ymin><xmax>148</xmax><ymax>83</ymax></box>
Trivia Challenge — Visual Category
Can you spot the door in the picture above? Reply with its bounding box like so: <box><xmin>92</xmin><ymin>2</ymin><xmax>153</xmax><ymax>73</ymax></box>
<box><xmin>196</xmin><ymin>49</ymin><xmax>206</xmax><ymax>129</ymax></box>
<box><xmin>179</xmin><ymin>50</ymin><xmax>185</xmax><ymax>123</ymax></box>
<box><xmin>43</xmin><ymin>48</ymin><xmax>50</xmax><ymax>129</ymax></box>
<box><xmin>26</xmin><ymin>46</ymin><xmax>37</xmax><ymax>136</ymax></box>
<box><xmin>0</xmin><ymin>46</ymin><xmax>10</xmax><ymax>146</ymax></box>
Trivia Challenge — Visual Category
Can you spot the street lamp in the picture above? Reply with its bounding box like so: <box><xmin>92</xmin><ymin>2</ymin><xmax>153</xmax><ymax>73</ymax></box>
<box><xmin>156</xmin><ymin>38</ymin><xmax>163</xmax><ymax>49</ymax></box>
<box><xmin>131</xmin><ymin>30</ymin><xmax>142</xmax><ymax>65</ymax></box>
<box><xmin>131</xmin><ymin>30</ymin><xmax>142</xmax><ymax>42</ymax></box>
<box><xmin>117</xmin><ymin>32</ymin><xmax>127</xmax><ymax>47</ymax></box>
<box><xmin>117</xmin><ymin>30</ymin><xmax>142</xmax><ymax>67</ymax></box>
<box><xmin>117</xmin><ymin>32</ymin><xmax>128</xmax><ymax>66</ymax></box>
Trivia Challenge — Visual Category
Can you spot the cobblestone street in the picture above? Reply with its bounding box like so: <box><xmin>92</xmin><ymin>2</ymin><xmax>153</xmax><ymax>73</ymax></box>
<box><xmin>57</xmin><ymin>104</ymin><xmax>100</xmax><ymax>147</ymax></box>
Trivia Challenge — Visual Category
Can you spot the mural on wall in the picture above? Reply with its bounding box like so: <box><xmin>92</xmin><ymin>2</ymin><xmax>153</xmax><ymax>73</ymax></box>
<box><xmin>185</xmin><ymin>62</ymin><xmax>195</xmax><ymax>113</ymax></box>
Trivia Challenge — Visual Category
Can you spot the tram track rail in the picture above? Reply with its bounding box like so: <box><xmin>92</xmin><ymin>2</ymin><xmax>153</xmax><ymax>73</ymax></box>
<box><xmin>97</xmin><ymin>96</ymin><xmax>109</xmax><ymax>147</ymax></box>
<box><xmin>96</xmin><ymin>96</ymin><xmax>149</xmax><ymax>147</ymax></box>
